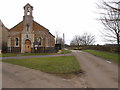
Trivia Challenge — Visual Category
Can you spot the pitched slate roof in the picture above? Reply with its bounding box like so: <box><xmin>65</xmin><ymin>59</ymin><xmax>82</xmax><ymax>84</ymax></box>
<box><xmin>24</xmin><ymin>3</ymin><xmax>33</xmax><ymax>9</ymax></box>
<box><xmin>0</xmin><ymin>20</ymin><xmax>9</xmax><ymax>31</ymax></box>
<box><xmin>10</xmin><ymin>21</ymin><xmax>23</xmax><ymax>31</ymax></box>
<box><xmin>10</xmin><ymin>20</ymin><xmax>55</xmax><ymax>38</ymax></box>
<box><xmin>33</xmin><ymin>20</ymin><xmax>55</xmax><ymax>37</ymax></box>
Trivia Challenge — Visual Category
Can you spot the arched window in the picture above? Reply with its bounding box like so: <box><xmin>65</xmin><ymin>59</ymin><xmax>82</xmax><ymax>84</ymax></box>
<box><xmin>38</xmin><ymin>37</ymin><xmax>42</xmax><ymax>46</ymax></box>
<box><xmin>46</xmin><ymin>38</ymin><xmax>49</xmax><ymax>47</ymax></box>
<box><xmin>26</xmin><ymin>24</ymin><xmax>29</xmax><ymax>31</ymax></box>
<box><xmin>27</xmin><ymin>7</ymin><xmax>30</xmax><ymax>15</ymax></box>
<box><xmin>16</xmin><ymin>38</ymin><xmax>19</xmax><ymax>46</ymax></box>
<box><xmin>26</xmin><ymin>35</ymin><xmax>28</xmax><ymax>38</ymax></box>
<box><xmin>27</xmin><ymin>11</ymin><xmax>30</xmax><ymax>15</ymax></box>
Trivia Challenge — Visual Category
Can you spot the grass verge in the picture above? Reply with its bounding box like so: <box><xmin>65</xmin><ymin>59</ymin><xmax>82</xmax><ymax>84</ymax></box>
<box><xmin>1</xmin><ymin>50</ymin><xmax>72</xmax><ymax>57</ymax></box>
<box><xmin>3</xmin><ymin>56</ymin><xmax>81</xmax><ymax>75</ymax></box>
<box><xmin>59</xmin><ymin>50</ymin><xmax>72</xmax><ymax>54</ymax></box>
<box><xmin>22</xmin><ymin>53</ymin><xmax>54</xmax><ymax>56</ymax></box>
<box><xmin>83</xmin><ymin>50</ymin><xmax>119</xmax><ymax>63</ymax></box>
<box><xmin>1</xmin><ymin>53</ymin><xmax>18</xmax><ymax>57</ymax></box>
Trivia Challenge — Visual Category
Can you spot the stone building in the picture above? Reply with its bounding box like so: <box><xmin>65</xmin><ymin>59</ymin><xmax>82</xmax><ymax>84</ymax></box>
<box><xmin>8</xmin><ymin>3</ymin><xmax>55</xmax><ymax>53</ymax></box>
<box><xmin>0</xmin><ymin>20</ymin><xmax>9</xmax><ymax>53</ymax></box>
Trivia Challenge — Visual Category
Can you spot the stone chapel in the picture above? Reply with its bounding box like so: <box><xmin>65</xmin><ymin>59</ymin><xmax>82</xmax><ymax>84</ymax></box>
<box><xmin>8</xmin><ymin>3</ymin><xmax>55</xmax><ymax>53</ymax></box>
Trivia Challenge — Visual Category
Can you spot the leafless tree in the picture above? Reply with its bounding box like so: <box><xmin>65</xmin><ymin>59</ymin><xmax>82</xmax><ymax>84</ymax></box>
<box><xmin>54</xmin><ymin>30</ymin><xmax>60</xmax><ymax>44</ymax></box>
<box><xmin>70</xmin><ymin>33</ymin><xmax>95</xmax><ymax>47</ymax></box>
<box><xmin>97</xmin><ymin>0</ymin><xmax>120</xmax><ymax>46</ymax></box>
<box><xmin>54</xmin><ymin>31</ymin><xmax>64</xmax><ymax>47</ymax></box>
<box><xmin>80</xmin><ymin>33</ymin><xmax>96</xmax><ymax>45</ymax></box>
<box><xmin>70</xmin><ymin>35</ymin><xmax>81</xmax><ymax>48</ymax></box>
<box><xmin>57</xmin><ymin>37</ymin><xmax>64</xmax><ymax>45</ymax></box>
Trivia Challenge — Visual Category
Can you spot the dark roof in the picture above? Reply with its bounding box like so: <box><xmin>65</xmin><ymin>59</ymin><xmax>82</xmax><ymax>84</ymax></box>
<box><xmin>24</xmin><ymin>3</ymin><xmax>33</xmax><ymax>9</ymax></box>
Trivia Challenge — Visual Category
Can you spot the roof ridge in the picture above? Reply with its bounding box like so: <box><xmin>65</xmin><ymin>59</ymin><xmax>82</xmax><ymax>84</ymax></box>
<box><xmin>33</xmin><ymin>20</ymin><xmax>55</xmax><ymax>37</ymax></box>
<box><xmin>0</xmin><ymin>20</ymin><xmax>9</xmax><ymax>30</ymax></box>
<box><xmin>10</xmin><ymin>21</ymin><xmax>23</xmax><ymax>30</ymax></box>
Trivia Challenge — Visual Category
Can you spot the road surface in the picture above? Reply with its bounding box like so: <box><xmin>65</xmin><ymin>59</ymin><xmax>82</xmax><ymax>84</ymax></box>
<box><xmin>2</xmin><ymin>63</ymin><xmax>86</xmax><ymax>88</ymax></box>
<box><xmin>2</xmin><ymin>50</ymin><xmax>118</xmax><ymax>88</ymax></box>
<box><xmin>72</xmin><ymin>50</ymin><xmax>118</xmax><ymax>88</ymax></box>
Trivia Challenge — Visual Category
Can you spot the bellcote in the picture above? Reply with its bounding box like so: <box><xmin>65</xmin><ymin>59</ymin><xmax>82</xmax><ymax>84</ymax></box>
<box><xmin>23</xmin><ymin>3</ymin><xmax>33</xmax><ymax>34</ymax></box>
<box><xmin>24</xmin><ymin>3</ymin><xmax>33</xmax><ymax>16</ymax></box>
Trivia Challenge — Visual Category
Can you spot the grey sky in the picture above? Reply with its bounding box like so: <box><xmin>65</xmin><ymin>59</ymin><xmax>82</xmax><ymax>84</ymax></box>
<box><xmin>0</xmin><ymin>0</ymin><xmax>105</xmax><ymax>45</ymax></box>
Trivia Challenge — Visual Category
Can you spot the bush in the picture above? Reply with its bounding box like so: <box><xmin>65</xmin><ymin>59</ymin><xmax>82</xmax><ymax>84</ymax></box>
<box><xmin>70</xmin><ymin>45</ymin><xmax>119</xmax><ymax>53</ymax></box>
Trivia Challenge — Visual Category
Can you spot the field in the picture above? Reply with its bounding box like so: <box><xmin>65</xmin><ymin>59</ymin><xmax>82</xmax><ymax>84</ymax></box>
<box><xmin>83</xmin><ymin>50</ymin><xmax>119</xmax><ymax>63</ymax></box>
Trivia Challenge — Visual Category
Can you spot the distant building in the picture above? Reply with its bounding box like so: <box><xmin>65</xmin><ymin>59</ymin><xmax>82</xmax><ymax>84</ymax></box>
<box><xmin>1</xmin><ymin>3</ymin><xmax>55</xmax><ymax>53</ymax></box>
<box><xmin>0</xmin><ymin>20</ymin><xmax>9</xmax><ymax>53</ymax></box>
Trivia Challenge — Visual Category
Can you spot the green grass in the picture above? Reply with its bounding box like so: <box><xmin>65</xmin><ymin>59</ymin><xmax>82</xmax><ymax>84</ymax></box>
<box><xmin>1</xmin><ymin>53</ymin><xmax>18</xmax><ymax>57</ymax></box>
<box><xmin>59</xmin><ymin>50</ymin><xmax>72</xmax><ymax>54</ymax></box>
<box><xmin>22</xmin><ymin>53</ymin><xmax>54</xmax><ymax>56</ymax></box>
<box><xmin>3</xmin><ymin>56</ymin><xmax>80</xmax><ymax>74</ymax></box>
<box><xmin>0</xmin><ymin>53</ymin><xmax>55</xmax><ymax>57</ymax></box>
<box><xmin>83</xmin><ymin>50</ymin><xmax>119</xmax><ymax>63</ymax></box>
<box><xmin>20</xmin><ymin>50</ymin><xmax>72</xmax><ymax>56</ymax></box>
<box><xmin>0</xmin><ymin>50</ymin><xmax>72</xmax><ymax>57</ymax></box>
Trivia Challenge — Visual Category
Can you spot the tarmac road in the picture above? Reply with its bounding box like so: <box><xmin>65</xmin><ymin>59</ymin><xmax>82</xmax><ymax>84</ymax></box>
<box><xmin>2</xmin><ymin>63</ymin><xmax>86</xmax><ymax>88</ymax></box>
<box><xmin>2</xmin><ymin>50</ymin><xmax>118</xmax><ymax>88</ymax></box>
<box><xmin>72</xmin><ymin>50</ymin><xmax>118</xmax><ymax>88</ymax></box>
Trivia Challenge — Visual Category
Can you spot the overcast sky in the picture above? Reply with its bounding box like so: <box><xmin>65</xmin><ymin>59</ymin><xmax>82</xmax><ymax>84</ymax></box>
<box><xmin>0</xmin><ymin>0</ymin><xmax>106</xmax><ymax>45</ymax></box>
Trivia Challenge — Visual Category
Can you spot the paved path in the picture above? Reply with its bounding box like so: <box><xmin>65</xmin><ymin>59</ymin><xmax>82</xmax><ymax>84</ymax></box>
<box><xmin>2</xmin><ymin>63</ymin><xmax>86</xmax><ymax>88</ymax></box>
<box><xmin>2</xmin><ymin>53</ymin><xmax>72</xmax><ymax>60</ymax></box>
<box><xmin>72</xmin><ymin>50</ymin><xmax>118</xmax><ymax>88</ymax></box>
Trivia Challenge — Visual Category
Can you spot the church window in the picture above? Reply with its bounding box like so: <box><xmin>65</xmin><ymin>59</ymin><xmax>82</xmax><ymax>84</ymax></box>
<box><xmin>26</xmin><ymin>35</ymin><xmax>28</xmax><ymax>38</ymax></box>
<box><xmin>15</xmin><ymin>38</ymin><xmax>19</xmax><ymax>46</ymax></box>
<box><xmin>27</xmin><ymin>11</ymin><xmax>30</xmax><ymax>15</ymax></box>
<box><xmin>38</xmin><ymin>37</ymin><xmax>42</xmax><ymax>46</ymax></box>
<box><xmin>26</xmin><ymin>24</ymin><xmax>29</xmax><ymax>31</ymax></box>
<box><xmin>27</xmin><ymin>7</ymin><xmax>30</xmax><ymax>15</ymax></box>
<box><xmin>46</xmin><ymin>38</ymin><xmax>49</xmax><ymax>47</ymax></box>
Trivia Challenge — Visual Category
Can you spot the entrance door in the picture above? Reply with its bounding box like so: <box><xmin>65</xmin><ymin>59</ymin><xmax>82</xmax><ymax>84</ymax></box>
<box><xmin>25</xmin><ymin>39</ymin><xmax>31</xmax><ymax>53</ymax></box>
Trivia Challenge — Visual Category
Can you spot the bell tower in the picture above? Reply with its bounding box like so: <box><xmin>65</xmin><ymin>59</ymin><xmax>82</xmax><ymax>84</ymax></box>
<box><xmin>24</xmin><ymin>3</ymin><xmax>33</xmax><ymax>16</ymax></box>
<box><xmin>23</xmin><ymin>3</ymin><xmax>33</xmax><ymax>33</ymax></box>
<box><xmin>21</xmin><ymin>3</ymin><xmax>34</xmax><ymax>53</ymax></box>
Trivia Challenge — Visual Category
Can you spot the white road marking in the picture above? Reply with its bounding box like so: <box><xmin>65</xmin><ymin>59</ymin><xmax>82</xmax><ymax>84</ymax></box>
<box><xmin>71</xmin><ymin>50</ymin><xmax>83</xmax><ymax>53</ymax></box>
<box><xmin>62</xmin><ymin>79</ymin><xmax>71</xmax><ymax>81</ymax></box>
<box><xmin>105</xmin><ymin>60</ymin><xmax>112</xmax><ymax>64</ymax></box>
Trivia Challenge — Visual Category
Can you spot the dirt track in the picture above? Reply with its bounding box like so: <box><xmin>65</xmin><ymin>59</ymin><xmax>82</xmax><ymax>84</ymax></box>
<box><xmin>72</xmin><ymin>50</ymin><xmax>118</xmax><ymax>88</ymax></box>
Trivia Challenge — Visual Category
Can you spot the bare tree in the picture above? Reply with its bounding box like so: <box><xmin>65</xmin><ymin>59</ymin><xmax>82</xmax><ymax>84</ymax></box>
<box><xmin>70</xmin><ymin>35</ymin><xmax>81</xmax><ymax>48</ymax></box>
<box><xmin>80</xmin><ymin>33</ymin><xmax>96</xmax><ymax>45</ymax></box>
<box><xmin>70</xmin><ymin>33</ymin><xmax>95</xmax><ymax>47</ymax></box>
<box><xmin>54</xmin><ymin>30</ymin><xmax>60</xmax><ymax>44</ymax></box>
<box><xmin>57</xmin><ymin>37</ymin><xmax>64</xmax><ymax>45</ymax></box>
<box><xmin>98</xmin><ymin>0</ymin><xmax>120</xmax><ymax>46</ymax></box>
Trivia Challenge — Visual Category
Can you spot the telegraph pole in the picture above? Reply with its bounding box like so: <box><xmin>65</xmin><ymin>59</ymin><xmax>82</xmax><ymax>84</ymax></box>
<box><xmin>63</xmin><ymin>33</ymin><xmax>65</xmax><ymax>49</ymax></box>
<box><xmin>63</xmin><ymin>33</ymin><xmax>65</xmax><ymax>56</ymax></box>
